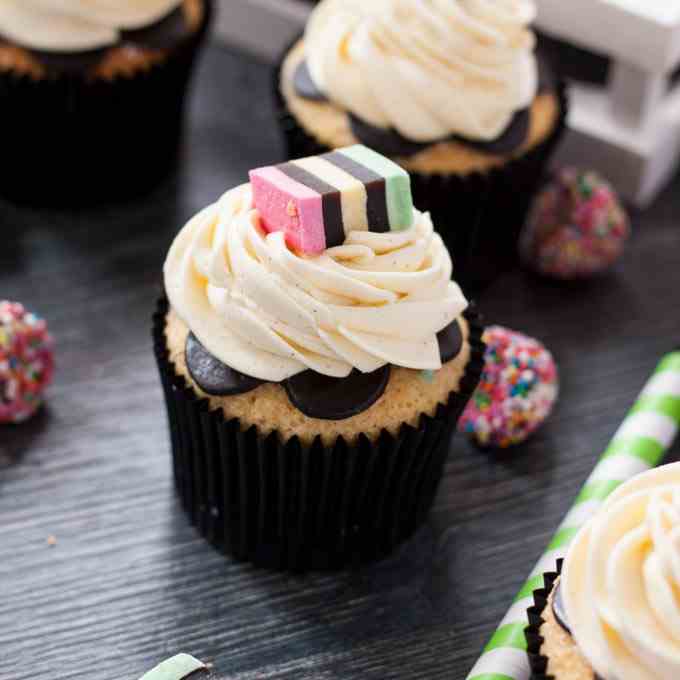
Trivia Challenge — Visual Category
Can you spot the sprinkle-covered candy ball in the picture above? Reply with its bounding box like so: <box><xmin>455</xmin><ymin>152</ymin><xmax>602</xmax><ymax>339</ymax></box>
<box><xmin>459</xmin><ymin>326</ymin><xmax>558</xmax><ymax>448</ymax></box>
<box><xmin>0</xmin><ymin>301</ymin><xmax>54</xmax><ymax>424</ymax></box>
<box><xmin>520</xmin><ymin>168</ymin><xmax>630</xmax><ymax>279</ymax></box>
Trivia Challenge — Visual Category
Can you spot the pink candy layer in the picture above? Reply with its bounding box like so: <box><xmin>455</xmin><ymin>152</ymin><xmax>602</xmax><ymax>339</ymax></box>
<box><xmin>249</xmin><ymin>167</ymin><xmax>325</xmax><ymax>254</ymax></box>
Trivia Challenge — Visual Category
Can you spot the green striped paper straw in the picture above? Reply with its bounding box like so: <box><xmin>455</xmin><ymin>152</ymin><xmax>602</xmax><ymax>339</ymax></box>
<box><xmin>466</xmin><ymin>350</ymin><xmax>680</xmax><ymax>680</ymax></box>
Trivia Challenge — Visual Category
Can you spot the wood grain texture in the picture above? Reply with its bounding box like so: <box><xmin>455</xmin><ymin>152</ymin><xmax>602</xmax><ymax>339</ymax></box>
<box><xmin>2</xmin><ymin>43</ymin><xmax>680</xmax><ymax>680</ymax></box>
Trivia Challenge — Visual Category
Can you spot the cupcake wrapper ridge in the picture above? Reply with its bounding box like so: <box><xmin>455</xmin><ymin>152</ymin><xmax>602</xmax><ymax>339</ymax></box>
<box><xmin>274</xmin><ymin>39</ymin><xmax>569</xmax><ymax>293</ymax></box>
<box><xmin>153</xmin><ymin>297</ymin><xmax>485</xmax><ymax>571</ymax></box>
<box><xmin>525</xmin><ymin>561</ymin><xmax>563</xmax><ymax>680</ymax></box>
<box><xmin>0</xmin><ymin>0</ymin><xmax>213</xmax><ymax>206</ymax></box>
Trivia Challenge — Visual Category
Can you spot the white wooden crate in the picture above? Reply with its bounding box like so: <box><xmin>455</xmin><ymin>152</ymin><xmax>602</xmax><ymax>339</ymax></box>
<box><xmin>537</xmin><ymin>0</ymin><xmax>680</xmax><ymax>206</ymax></box>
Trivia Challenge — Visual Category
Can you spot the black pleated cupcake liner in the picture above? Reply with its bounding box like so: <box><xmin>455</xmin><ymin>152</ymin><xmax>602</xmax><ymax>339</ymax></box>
<box><xmin>525</xmin><ymin>560</ymin><xmax>563</xmax><ymax>680</ymax></box>
<box><xmin>0</xmin><ymin>0</ymin><xmax>212</xmax><ymax>207</ymax></box>
<box><xmin>273</xmin><ymin>43</ymin><xmax>569</xmax><ymax>294</ymax></box>
<box><xmin>153</xmin><ymin>297</ymin><xmax>485</xmax><ymax>571</ymax></box>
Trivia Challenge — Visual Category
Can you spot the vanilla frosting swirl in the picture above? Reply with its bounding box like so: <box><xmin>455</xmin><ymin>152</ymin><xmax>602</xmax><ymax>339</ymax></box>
<box><xmin>164</xmin><ymin>184</ymin><xmax>467</xmax><ymax>382</ymax></box>
<box><xmin>563</xmin><ymin>463</ymin><xmax>680</xmax><ymax>680</ymax></box>
<box><xmin>304</xmin><ymin>0</ymin><xmax>538</xmax><ymax>143</ymax></box>
<box><xmin>0</xmin><ymin>0</ymin><xmax>183</xmax><ymax>52</ymax></box>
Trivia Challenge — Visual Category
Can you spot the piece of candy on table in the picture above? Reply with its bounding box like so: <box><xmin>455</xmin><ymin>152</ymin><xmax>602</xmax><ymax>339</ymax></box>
<box><xmin>0</xmin><ymin>300</ymin><xmax>54</xmax><ymax>425</ymax></box>
<box><xmin>249</xmin><ymin>145</ymin><xmax>414</xmax><ymax>254</ymax></box>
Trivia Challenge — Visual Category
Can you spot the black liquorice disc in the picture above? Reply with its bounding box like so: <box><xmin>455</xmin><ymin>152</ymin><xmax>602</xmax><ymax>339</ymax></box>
<box><xmin>551</xmin><ymin>580</ymin><xmax>571</xmax><ymax>635</ymax></box>
<box><xmin>284</xmin><ymin>365</ymin><xmax>391</xmax><ymax>420</ymax></box>
<box><xmin>348</xmin><ymin>107</ymin><xmax>531</xmax><ymax>158</ymax></box>
<box><xmin>437</xmin><ymin>320</ymin><xmax>463</xmax><ymax>364</ymax></box>
<box><xmin>185</xmin><ymin>333</ymin><xmax>265</xmax><ymax>396</ymax></box>
<box><xmin>293</xmin><ymin>61</ymin><xmax>327</xmax><ymax>102</ymax></box>
<box><xmin>462</xmin><ymin>108</ymin><xmax>531</xmax><ymax>156</ymax></box>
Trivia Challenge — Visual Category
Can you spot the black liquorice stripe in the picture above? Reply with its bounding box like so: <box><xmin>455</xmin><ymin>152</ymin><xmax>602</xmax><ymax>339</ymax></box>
<box><xmin>121</xmin><ymin>6</ymin><xmax>189</xmax><ymax>49</ymax></box>
<box><xmin>323</xmin><ymin>151</ymin><xmax>390</xmax><ymax>233</ymax></box>
<box><xmin>278</xmin><ymin>162</ymin><xmax>345</xmax><ymax>248</ymax></box>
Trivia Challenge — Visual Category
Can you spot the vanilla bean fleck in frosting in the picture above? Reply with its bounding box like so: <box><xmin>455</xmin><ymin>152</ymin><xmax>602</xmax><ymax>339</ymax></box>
<box><xmin>562</xmin><ymin>463</ymin><xmax>680</xmax><ymax>680</ymax></box>
<box><xmin>304</xmin><ymin>0</ymin><xmax>538</xmax><ymax>143</ymax></box>
<box><xmin>0</xmin><ymin>0</ymin><xmax>183</xmax><ymax>52</ymax></box>
<box><xmin>164</xmin><ymin>184</ymin><xmax>467</xmax><ymax>382</ymax></box>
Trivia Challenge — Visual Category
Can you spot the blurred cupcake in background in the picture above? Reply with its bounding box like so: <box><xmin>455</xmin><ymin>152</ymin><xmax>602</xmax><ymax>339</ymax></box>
<box><xmin>276</xmin><ymin>0</ymin><xmax>568</xmax><ymax>290</ymax></box>
<box><xmin>0</xmin><ymin>0</ymin><xmax>212</xmax><ymax>205</ymax></box>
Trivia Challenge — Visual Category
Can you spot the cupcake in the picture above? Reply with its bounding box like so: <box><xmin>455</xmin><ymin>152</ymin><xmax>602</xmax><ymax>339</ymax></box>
<box><xmin>276</xmin><ymin>0</ymin><xmax>567</xmax><ymax>290</ymax></box>
<box><xmin>0</xmin><ymin>0</ymin><xmax>212</xmax><ymax>205</ymax></box>
<box><xmin>526</xmin><ymin>463</ymin><xmax>680</xmax><ymax>679</ymax></box>
<box><xmin>155</xmin><ymin>145</ymin><xmax>485</xmax><ymax>570</ymax></box>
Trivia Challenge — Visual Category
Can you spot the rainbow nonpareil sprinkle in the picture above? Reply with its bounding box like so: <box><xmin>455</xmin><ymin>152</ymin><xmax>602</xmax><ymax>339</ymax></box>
<box><xmin>520</xmin><ymin>168</ymin><xmax>629</xmax><ymax>279</ymax></box>
<box><xmin>458</xmin><ymin>326</ymin><xmax>558</xmax><ymax>448</ymax></box>
<box><xmin>0</xmin><ymin>301</ymin><xmax>54</xmax><ymax>424</ymax></box>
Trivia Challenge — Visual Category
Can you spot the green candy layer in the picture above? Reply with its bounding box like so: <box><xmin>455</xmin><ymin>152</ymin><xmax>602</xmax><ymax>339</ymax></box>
<box><xmin>338</xmin><ymin>145</ymin><xmax>414</xmax><ymax>231</ymax></box>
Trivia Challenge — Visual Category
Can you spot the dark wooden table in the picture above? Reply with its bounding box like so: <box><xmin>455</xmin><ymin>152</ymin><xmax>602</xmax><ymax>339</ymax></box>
<box><xmin>2</xmin><ymin>43</ymin><xmax>680</xmax><ymax>680</ymax></box>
